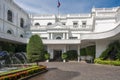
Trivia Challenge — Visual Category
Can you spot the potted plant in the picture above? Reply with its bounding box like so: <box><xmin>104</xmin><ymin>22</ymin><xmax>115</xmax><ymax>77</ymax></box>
<box><xmin>44</xmin><ymin>53</ymin><xmax>50</xmax><ymax>62</ymax></box>
<box><xmin>62</xmin><ymin>53</ymin><xmax>67</xmax><ymax>62</ymax></box>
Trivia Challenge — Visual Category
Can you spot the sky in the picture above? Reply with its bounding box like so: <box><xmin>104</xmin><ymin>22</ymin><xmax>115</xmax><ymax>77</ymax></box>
<box><xmin>14</xmin><ymin>0</ymin><xmax>120</xmax><ymax>14</ymax></box>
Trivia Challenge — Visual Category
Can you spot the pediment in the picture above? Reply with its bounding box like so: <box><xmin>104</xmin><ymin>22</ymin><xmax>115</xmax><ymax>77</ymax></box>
<box><xmin>54</xmin><ymin>25</ymin><xmax>63</xmax><ymax>28</ymax></box>
<box><xmin>47</xmin><ymin>22</ymin><xmax>67</xmax><ymax>29</ymax></box>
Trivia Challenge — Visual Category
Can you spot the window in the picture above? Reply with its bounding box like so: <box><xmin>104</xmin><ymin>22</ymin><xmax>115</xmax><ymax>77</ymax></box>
<box><xmin>73</xmin><ymin>22</ymin><xmax>78</xmax><ymax>27</ymax></box>
<box><xmin>56</xmin><ymin>37</ymin><xmax>62</xmax><ymax>40</ymax></box>
<box><xmin>47</xmin><ymin>22</ymin><xmax>52</xmax><ymax>26</ymax></box>
<box><xmin>62</xmin><ymin>22</ymin><xmax>66</xmax><ymax>25</ymax></box>
<box><xmin>69</xmin><ymin>37</ymin><xmax>78</xmax><ymax>39</ymax></box>
<box><xmin>7</xmin><ymin>30</ymin><xmax>12</xmax><ymax>34</ymax></box>
<box><xmin>35</xmin><ymin>23</ymin><xmax>40</xmax><ymax>26</ymax></box>
<box><xmin>20</xmin><ymin>34</ymin><xmax>23</xmax><ymax>38</ymax></box>
<box><xmin>7</xmin><ymin>10</ymin><xmax>13</xmax><ymax>22</ymax></box>
<box><xmin>20</xmin><ymin>18</ymin><xmax>24</xmax><ymax>28</ymax></box>
<box><xmin>82</xmin><ymin>21</ymin><xmax>86</xmax><ymax>27</ymax></box>
<box><xmin>41</xmin><ymin>37</ymin><xmax>47</xmax><ymax>39</ymax></box>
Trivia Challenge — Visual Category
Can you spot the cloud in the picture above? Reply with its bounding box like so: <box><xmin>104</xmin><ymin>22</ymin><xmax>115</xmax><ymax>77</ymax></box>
<box><xmin>14</xmin><ymin>0</ymin><xmax>119</xmax><ymax>14</ymax></box>
<box><xmin>14</xmin><ymin>0</ymin><xmax>58</xmax><ymax>14</ymax></box>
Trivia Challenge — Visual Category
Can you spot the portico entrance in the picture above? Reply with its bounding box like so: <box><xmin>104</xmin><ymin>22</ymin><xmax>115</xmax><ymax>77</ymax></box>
<box><xmin>53</xmin><ymin>50</ymin><xmax>62</xmax><ymax>61</ymax></box>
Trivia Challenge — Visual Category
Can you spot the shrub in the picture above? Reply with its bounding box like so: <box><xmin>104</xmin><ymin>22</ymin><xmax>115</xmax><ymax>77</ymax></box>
<box><xmin>94</xmin><ymin>58</ymin><xmax>120</xmax><ymax>66</ymax></box>
<box><xmin>62</xmin><ymin>53</ymin><xmax>67</xmax><ymax>60</ymax></box>
<box><xmin>66</xmin><ymin>50</ymin><xmax>78</xmax><ymax>60</ymax></box>
<box><xmin>44</xmin><ymin>53</ymin><xmax>50</xmax><ymax>60</ymax></box>
<box><xmin>86</xmin><ymin>45</ymin><xmax>96</xmax><ymax>58</ymax></box>
<box><xmin>116</xmin><ymin>51</ymin><xmax>120</xmax><ymax>60</ymax></box>
<box><xmin>99</xmin><ymin>40</ymin><xmax>120</xmax><ymax>60</ymax></box>
<box><xmin>0</xmin><ymin>65</ymin><xmax>46</xmax><ymax>80</ymax></box>
<box><xmin>99</xmin><ymin>48</ymin><xmax>110</xmax><ymax>59</ymax></box>
<box><xmin>80</xmin><ymin>48</ymin><xmax>86</xmax><ymax>56</ymax></box>
<box><xmin>27</xmin><ymin>35</ymin><xmax>45</xmax><ymax>64</ymax></box>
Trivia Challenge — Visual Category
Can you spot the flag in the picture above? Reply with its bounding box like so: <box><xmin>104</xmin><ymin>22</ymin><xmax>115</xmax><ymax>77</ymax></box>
<box><xmin>57</xmin><ymin>0</ymin><xmax>61</xmax><ymax>8</ymax></box>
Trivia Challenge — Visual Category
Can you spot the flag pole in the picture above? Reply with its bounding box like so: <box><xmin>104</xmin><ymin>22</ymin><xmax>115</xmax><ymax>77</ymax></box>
<box><xmin>57</xmin><ymin>0</ymin><xmax>60</xmax><ymax>22</ymax></box>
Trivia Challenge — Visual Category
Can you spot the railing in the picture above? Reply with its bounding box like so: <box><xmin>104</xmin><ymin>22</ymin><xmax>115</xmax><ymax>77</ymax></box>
<box><xmin>32</xmin><ymin>14</ymin><xmax>91</xmax><ymax>19</ymax></box>
<box><xmin>81</xmin><ymin>21</ymin><xmax>120</xmax><ymax>40</ymax></box>
<box><xmin>96</xmin><ymin>12</ymin><xmax>116</xmax><ymax>18</ymax></box>
<box><xmin>94</xmin><ymin>7</ymin><xmax>118</xmax><ymax>12</ymax></box>
<box><xmin>43</xmin><ymin>39</ymin><xmax>81</xmax><ymax>44</ymax></box>
<box><xmin>30</xmin><ymin>25</ymin><xmax>93</xmax><ymax>31</ymax></box>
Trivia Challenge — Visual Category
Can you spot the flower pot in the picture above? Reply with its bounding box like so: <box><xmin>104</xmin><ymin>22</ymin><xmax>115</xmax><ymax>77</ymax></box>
<box><xmin>46</xmin><ymin>60</ymin><xmax>49</xmax><ymax>62</ymax></box>
<box><xmin>63</xmin><ymin>59</ymin><xmax>66</xmax><ymax>62</ymax></box>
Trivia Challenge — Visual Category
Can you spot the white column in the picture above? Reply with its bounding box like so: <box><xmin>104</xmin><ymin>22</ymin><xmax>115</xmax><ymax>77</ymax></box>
<box><xmin>49</xmin><ymin>33</ymin><xmax>51</xmax><ymax>39</ymax></box>
<box><xmin>66</xmin><ymin>33</ymin><xmax>69</xmax><ymax>39</ymax></box>
<box><xmin>51</xmin><ymin>33</ymin><xmax>53</xmax><ymax>39</ymax></box>
<box><xmin>64</xmin><ymin>45</ymin><xmax>67</xmax><ymax>53</ymax></box>
<box><xmin>51</xmin><ymin>49</ymin><xmax>54</xmax><ymax>59</ymax></box>
<box><xmin>77</xmin><ymin>45</ymin><xmax>80</xmax><ymax>62</ymax></box>
<box><xmin>63</xmin><ymin>33</ymin><xmax>65</xmax><ymax>39</ymax></box>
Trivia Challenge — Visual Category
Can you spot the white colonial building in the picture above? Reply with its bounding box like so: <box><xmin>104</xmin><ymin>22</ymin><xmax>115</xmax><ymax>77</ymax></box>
<box><xmin>0</xmin><ymin>0</ymin><xmax>120</xmax><ymax>60</ymax></box>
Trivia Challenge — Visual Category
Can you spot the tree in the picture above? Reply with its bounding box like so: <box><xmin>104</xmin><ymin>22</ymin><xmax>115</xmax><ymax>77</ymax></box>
<box><xmin>27</xmin><ymin>34</ymin><xmax>44</xmax><ymax>65</ymax></box>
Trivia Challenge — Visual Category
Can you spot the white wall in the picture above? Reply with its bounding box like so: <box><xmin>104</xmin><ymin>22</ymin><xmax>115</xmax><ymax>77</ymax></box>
<box><xmin>96</xmin><ymin>40</ymin><xmax>111</xmax><ymax>58</ymax></box>
<box><xmin>0</xmin><ymin>0</ymin><xmax>29</xmax><ymax>38</ymax></box>
<box><xmin>94</xmin><ymin>19</ymin><xmax>116</xmax><ymax>32</ymax></box>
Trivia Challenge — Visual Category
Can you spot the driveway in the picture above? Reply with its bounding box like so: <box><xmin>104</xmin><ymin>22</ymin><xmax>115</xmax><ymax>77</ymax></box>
<box><xmin>29</xmin><ymin>62</ymin><xmax>120</xmax><ymax>80</ymax></box>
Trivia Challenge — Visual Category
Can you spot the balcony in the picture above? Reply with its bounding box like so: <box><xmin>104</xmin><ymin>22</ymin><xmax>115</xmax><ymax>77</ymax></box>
<box><xmin>42</xmin><ymin>39</ymin><xmax>81</xmax><ymax>44</ymax></box>
<box><xmin>0</xmin><ymin>31</ymin><xmax>27</xmax><ymax>43</ymax></box>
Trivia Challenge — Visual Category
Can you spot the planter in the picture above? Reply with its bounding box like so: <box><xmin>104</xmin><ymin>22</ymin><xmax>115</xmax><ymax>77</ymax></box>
<box><xmin>46</xmin><ymin>60</ymin><xmax>49</xmax><ymax>62</ymax></box>
<box><xmin>80</xmin><ymin>56</ymin><xmax>86</xmax><ymax>60</ymax></box>
<box><xmin>86</xmin><ymin>56</ymin><xmax>93</xmax><ymax>63</ymax></box>
<box><xmin>63</xmin><ymin>59</ymin><xmax>66</xmax><ymax>62</ymax></box>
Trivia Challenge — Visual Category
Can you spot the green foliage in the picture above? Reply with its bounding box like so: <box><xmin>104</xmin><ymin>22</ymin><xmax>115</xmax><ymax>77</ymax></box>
<box><xmin>0</xmin><ymin>41</ymin><xmax>26</xmax><ymax>53</ymax></box>
<box><xmin>27</xmin><ymin>34</ymin><xmax>44</xmax><ymax>62</ymax></box>
<box><xmin>0</xmin><ymin>65</ymin><xmax>46</xmax><ymax>80</ymax></box>
<box><xmin>0</xmin><ymin>42</ymin><xmax>15</xmax><ymax>53</ymax></box>
<box><xmin>66</xmin><ymin>50</ymin><xmax>78</xmax><ymax>60</ymax></box>
<box><xmin>15</xmin><ymin>44</ymin><xmax>26</xmax><ymax>52</ymax></box>
<box><xmin>86</xmin><ymin>45</ymin><xmax>96</xmax><ymax>58</ymax></box>
<box><xmin>80</xmin><ymin>48</ymin><xmax>86</xmax><ymax>56</ymax></box>
<box><xmin>99</xmin><ymin>48</ymin><xmax>110</xmax><ymax>59</ymax></box>
<box><xmin>62</xmin><ymin>53</ymin><xmax>67</xmax><ymax>60</ymax></box>
<box><xmin>116</xmin><ymin>50</ymin><xmax>120</xmax><ymax>60</ymax></box>
<box><xmin>99</xmin><ymin>40</ymin><xmax>120</xmax><ymax>60</ymax></box>
<box><xmin>94</xmin><ymin>58</ymin><xmax>120</xmax><ymax>66</ymax></box>
<box><xmin>44</xmin><ymin>53</ymin><xmax>50</xmax><ymax>60</ymax></box>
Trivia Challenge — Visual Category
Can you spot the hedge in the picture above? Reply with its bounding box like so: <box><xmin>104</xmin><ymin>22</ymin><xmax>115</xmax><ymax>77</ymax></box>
<box><xmin>80</xmin><ymin>48</ymin><xmax>86</xmax><ymax>56</ymax></box>
<box><xmin>94</xmin><ymin>58</ymin><xmax>120</xmax><ymax>66</ymax></box>
<box><xmin>0</xmin><ymin>65</ymin><xmax>46</xmax><ymax>80</ymax></box>
<box><xmin>80</xmin><ymin>45</ymin><xmax>95</xmax><ymax>58</ymax></box>
<box><xmin>66</xmin><ymin>50</ymin><xmax>78</xmax><ymax>60</ymax></box>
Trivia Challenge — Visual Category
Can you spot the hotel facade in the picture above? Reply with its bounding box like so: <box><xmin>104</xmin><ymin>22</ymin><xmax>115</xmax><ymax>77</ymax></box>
<box><xmin>0</xmin><ymin>0</ymin><xmax>120</xmax><ymax>60</ymax></box>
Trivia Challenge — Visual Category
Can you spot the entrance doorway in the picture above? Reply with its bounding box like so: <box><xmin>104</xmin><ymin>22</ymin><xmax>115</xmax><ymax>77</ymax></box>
<box><xmin>53</xmin><ymin>50</ymin><xmax>62</xmax><ymax>61</ymax></box>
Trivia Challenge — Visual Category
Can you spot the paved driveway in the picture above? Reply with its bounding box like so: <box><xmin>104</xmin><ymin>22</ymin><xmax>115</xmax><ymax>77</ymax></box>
<box><xmin>29</xmin><ymin>62</ymin><xmax>120</xmax><ymax>80</ymax></box>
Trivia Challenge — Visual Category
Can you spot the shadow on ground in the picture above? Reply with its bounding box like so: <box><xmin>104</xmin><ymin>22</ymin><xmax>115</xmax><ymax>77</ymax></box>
<box><xmin>29</xmin><ymin>68</ymin><xmax>80</xmax><ymax>80</ymax></box>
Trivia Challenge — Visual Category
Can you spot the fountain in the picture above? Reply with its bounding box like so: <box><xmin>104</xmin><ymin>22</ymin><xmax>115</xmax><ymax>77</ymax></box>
<box><xmin>0</xmin><ymin>51</ymin><xmax>28</xmax><ymax>73</ymax></box>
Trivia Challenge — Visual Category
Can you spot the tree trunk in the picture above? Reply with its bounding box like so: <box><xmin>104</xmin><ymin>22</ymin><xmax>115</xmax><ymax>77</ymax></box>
<box><xmin>36</xmin><ymin>61</ymin><xmax>39</xmax><ymax>66</ymax></box>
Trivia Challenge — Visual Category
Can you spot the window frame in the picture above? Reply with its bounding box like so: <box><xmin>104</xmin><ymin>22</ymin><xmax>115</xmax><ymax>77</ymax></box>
<box><xmin>82</xmin><ymin>21</ymin><xmax>87</xmax><ymax>28</ymax></box>
<box><xmin>20</xmin><ymin>18</ymin><xmax>24</xmax><ymax>28</ymax></box>
<box><xmin>73</xmin><ymin>21</ymin><xmax>78</xmax><ymax>28</ymax></box>
<box><xmin>7</xmin><ymin>10</ymin><xmax>13</xmax><ymax>22</ymax></box>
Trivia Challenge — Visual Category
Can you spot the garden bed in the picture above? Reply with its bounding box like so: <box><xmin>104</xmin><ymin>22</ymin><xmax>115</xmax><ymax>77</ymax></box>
<box><xmin>94</xmin><ymin>58</ymin><xmax>120</xmax><ymax>66</ymax></box>
<box><xmin>0</xmin><ymin>65</ymin><xmax>47</xmax><ymax>80</ymax></box>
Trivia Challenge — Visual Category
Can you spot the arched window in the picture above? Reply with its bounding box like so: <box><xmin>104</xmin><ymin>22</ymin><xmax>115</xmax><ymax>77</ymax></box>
<box><xmin>47</xmin><ymin>22</ymin><xmax>52</xmax><ymax>26</ymax></box>
<box><xmin>35</xmin><ymin>23</ymin><xmax>40</xmax><ymax>26</ymax></box>
<box><xmin>20</xmin><ymin>18</ymin><xmax>24</xmax><ymax>28</ymax></box>
<box><xmin>7</xmin><ymin>30</ymin><xmax>12</xmax><ymax>34</ymax></box>
<box><xmin>7</xmin><ymin>10</ymin><xmax>13</xmax><ymax>22</ymax></box>
<box><xmin>56</xmin><ymin>36</ymin><xmax>62</xmax><ymax>40</ymax></box>
<box><xmin>20</xmin><ymin>34</ymin><xmax>23</xmax><ymax>38</ymax></box>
